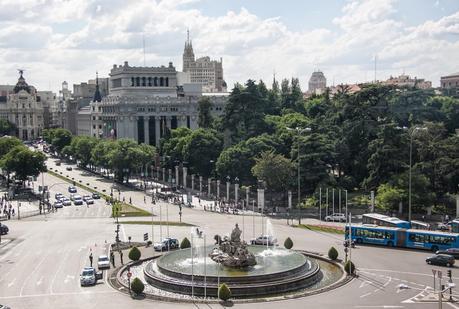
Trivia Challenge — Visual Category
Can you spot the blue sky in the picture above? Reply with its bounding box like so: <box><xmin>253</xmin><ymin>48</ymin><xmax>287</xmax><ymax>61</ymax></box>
<box><xmin>0</xmin><ymin>0</ymin><xmax>458</xmax><ymax>92</ymax></box>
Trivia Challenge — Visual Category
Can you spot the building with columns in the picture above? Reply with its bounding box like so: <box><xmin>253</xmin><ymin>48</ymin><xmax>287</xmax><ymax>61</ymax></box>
<box><xmin>0</xmin><ymin>71</ymin><xmax>44</xmax><ymax>140</ymax></box>
<box><xmin>88</xmin><ymin>61</ymin><xmax>227</xmax><ymax>145</ymax></box>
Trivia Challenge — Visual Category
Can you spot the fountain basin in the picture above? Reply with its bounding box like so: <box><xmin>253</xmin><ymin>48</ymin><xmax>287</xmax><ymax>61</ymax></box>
<box><xmin>144</xmin><ymin>246</ymin><xmax>322</xmax><ymax>298</ymax></box>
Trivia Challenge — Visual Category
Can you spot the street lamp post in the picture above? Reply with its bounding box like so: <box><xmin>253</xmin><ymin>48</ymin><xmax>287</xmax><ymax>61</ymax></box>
<box><xmin>286</xmin><ymin>126</ymin><xmax>311</xmax><ymax>225</ymax></box>
<box><xmin>226</xmin><ymin>176</ymin><xmax>230</xmax><ymax>203</ymax></box>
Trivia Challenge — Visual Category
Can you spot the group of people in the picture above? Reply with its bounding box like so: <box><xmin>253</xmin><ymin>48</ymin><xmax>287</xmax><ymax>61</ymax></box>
<box><xmin>1</xmin><ymin>195</ymin><xmax>15</xmax><ymax>220</ymax></box>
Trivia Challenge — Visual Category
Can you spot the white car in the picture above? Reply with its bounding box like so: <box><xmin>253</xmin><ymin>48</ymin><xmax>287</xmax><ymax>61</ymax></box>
<box><xmin>251</xmin><ymin>235</ymin><xmax>277</xmax><ymax>246</ymax></box>
<box><xmin>80</xmin><ymin>267</ymin><xmax>102</xmax><ymax>286</ymax></box>
<box><xmin>97</xmin><ymin>255</ymin><xmax>110</xmax><ymax>269</ymax></box>
<box><xmin>325</xmin><ymin>213</ymin><xmax>346</xmax><ymax>222</ymax></box>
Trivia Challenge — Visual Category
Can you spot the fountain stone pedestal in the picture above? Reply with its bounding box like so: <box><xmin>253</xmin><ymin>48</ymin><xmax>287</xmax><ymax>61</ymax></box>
<box><xmin>209</xmin><ymin>224</ymin><xmax>256</xmax><ymax>268</ymax></box>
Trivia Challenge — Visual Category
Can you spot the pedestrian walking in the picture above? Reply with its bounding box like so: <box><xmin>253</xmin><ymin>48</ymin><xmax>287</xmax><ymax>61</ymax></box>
<box><xmin>144</xmin><ymin>196</ymin><xmax>146</xmax><ymax>203</ymax></box>
<box><xmin>123</xmin><ymin>196</ymin><xmax>125</xmax><ymax>202</ymax></box>
<box><xmin>120</xmin><ymin>251</ymin><xmax>124</xmax><ymax>265</ymax></box>
<box><xmin>110</xmin><ymin>251</ymin><xmax>115</xmax><ymax>267</ymax></box>
<box><xmin>129</xmin><ymin>197</ymin><xmax>132</xmax><ymax>204</ymax></box>
<box><xmin>89</xmin><ymin>252</ymin><xmax>93</xmax><ymax>267</ymax></box>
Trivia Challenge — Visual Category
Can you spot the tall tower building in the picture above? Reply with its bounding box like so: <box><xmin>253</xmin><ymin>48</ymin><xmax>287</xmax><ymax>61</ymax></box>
<box><xmin>183</xmin><ymin>30</ymin><xmax>195</xmax><ymax>72</ymax></box>
<box><xmin>308</xmin><ymin>71</ymin><xmax>327</xmax><ymax>94</ymax></box>
<box><xmin>182</xmin><ymin>31</ymin><xmax>226</xmax><ymax>93</ymax></box>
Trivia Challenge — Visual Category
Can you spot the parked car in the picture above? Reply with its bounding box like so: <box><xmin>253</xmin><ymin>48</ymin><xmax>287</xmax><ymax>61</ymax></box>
<box><xmin>68</xmin><ymin>186</ymin><xmax>77</xmax><ymax>193</ymax></box>
<box><xmin>66</xmin><ymin>166</ymin><xmax>73</xmax><ymax>171</ymax></box>
<box><xmin>97</xmin><ymin>255</ymin><xmax>110</xmax><ymax>269</ymax></box>
<box><xmin>53</xmin><ymin>201</ymin><xmax>63</xmax><ymax>209</ymax></box>
<box><xmin>74</xmin><ymin>198</ymin><xmax>83</xmax><ymax>206</ymax></box>
<box><xmin>83</xmin><ymin>195</ymin><xmax>94</xmax><ymax>204</ymax></box>
<box><xmin>251</xmin><ymin>235</ymin><xmax>277</xmax><ymax>246</ymax></box>
<box><xmin>92</xmin><ymin>193</ymin><xmax>101</xmax><ymax>199</ymax></box>
<box><xmin>55</xmin><ymin>193</ymin><xmax>63</xmax><ymax>199</ymax></box>
<box><xmin>55</xmin><ymin>161</ymin><xmax>61</xmax><ymax>166</ymax></box>
<box><xmin>437</xmin><ymin>223</ymin><xmax>450</xmax><ymax>231</ymax></box>
<box><xmin>80</xmin><ymin>267</ymin><xmax>102</xmax><ymax>286</ymax></box>
<box><xmin>62</xmin><ymin>198</ymin><xmax>72</xmax><ymax>206</ymax></box>
<box><xmin>154</xmin><ymin>238</ymin><xmax>179</xmax><ymax>251</ymax></box>
<box><xmin>426</xmin><ymin>254</ymin><xmax>455</xmax><ymax>267</ymax></box>
<box><xmin>70</xmin><ymin>194</ymin><xmax>81</xmax><ymax>201</ymax></box>
<box><xmin>325</xmin><ymin>213</ymin><xmax>346</xmax><ymax>222</ymax></box>
<box><xmin>0</xmin><ymin>223</ymin><xmax>9</xmax><ymax>235</ymax></box>
<box><xmin>436</xmin><ymin>248</ymin><xmax>459</xmax><ymax>259</ymax></box>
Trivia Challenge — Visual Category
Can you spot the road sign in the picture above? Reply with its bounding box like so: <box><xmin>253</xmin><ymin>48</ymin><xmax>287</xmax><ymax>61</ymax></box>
<box><xmin>432</xmin><ymin>269</ymin><xmax>437</xmax><ymax>276</ymax></box>
<box><xmin>438</xmin><ymin>270</ymin><xmax>443</xmax><ymax>279</ymax></box>
<box><xmin>144</xmin><ymin>233</ymin><xmax>148</xmax><ymax>241</ymax></box>
<box><xmin>127</xmin><ymin>272</ymin><xmax>132</xmax><ymax>278</ymax></box>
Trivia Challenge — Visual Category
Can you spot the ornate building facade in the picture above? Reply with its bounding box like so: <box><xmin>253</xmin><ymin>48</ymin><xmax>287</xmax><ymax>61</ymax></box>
<box><xmin>182</xmin><ymin>33</ymin><xmax>226</xmax><ymax>93</ymax></box>
<box><xmin>88</xmin><ymin>61</ymin><xmax>227</xmax><ymax>145</ymax></box>
<box><xmin>308</xmin><ymin>71</ymin><xmax>327</xmax><ymax>94</ymax></box>
<box><xmin>0</xmin><ymin>71</ymin><xmax>44</xmax><ymax>140</ymax></box>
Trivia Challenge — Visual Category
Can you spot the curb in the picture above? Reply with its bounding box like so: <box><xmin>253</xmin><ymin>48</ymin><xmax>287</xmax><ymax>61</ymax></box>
<box><xmin>109</xmin><ymin>250</ymin><xmax>352</xmax><ymax>304</ymax></box>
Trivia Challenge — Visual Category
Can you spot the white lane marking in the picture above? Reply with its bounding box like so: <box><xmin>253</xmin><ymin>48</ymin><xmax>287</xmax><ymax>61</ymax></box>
<box><xmin>36</xmin><ymin>276</ymin><xmax>43</xmax><ymax>286</ymax></box>
<box><xmin>360</xmin><ymin>292</ymin><xmax>372</xmax><ymax>298</ymax></box>
<box><xmin>383</xmin><ymin>277</ymin><xmax>392</xmax><ymax>287</ymax></box>
<box><xmin>447</xmin><ymin>303</ymin><xmax>459</xmax><ymax>309</ymax></box>
<box><xmin>0</xmin><ymin>290</ymin><xmax>117</xmax><ymax>299</ymax></box>
<box><xmin>121</xmin><ymin>224</ymin><xmax>126</xmax><ymax>241</ymax></box>
<box><xmin>7</xmin><ymin>278</ymin><xmax>16</xmax><ymax>287</ymax></box>
<box><xmin>19</xmin><ymin>253</ymin><xmax>49</xmax><ymax>296</ymax></box>
<box><xmin>50</xmin><ymin>248</ymin><xmax>70</xmax><ymax>294</ymax></box>
<box><xmin>63</xmin><ymin>275</ymin><xmax>75</xmax><ymax>284</ymax></box>
<box><xmin>355</xmin><ymin>306</ymin><xmax>404</xmax><ymax>308</ymax></box>
<box><xmin>359</xmin><ymin>280</ymin><xmax>372</xmax><ymax>288</ymax></box>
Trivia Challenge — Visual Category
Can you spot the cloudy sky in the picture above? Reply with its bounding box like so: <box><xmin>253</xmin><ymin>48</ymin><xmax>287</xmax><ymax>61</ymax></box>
<box><xmin>0</xmin><ymin>0</ymin><xmax>458</xmax><ymax>93</ymax></box>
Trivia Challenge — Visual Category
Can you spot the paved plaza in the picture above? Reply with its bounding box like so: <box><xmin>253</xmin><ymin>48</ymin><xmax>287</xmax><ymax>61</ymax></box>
<box><xmin>1</xmin><ymin>158</ymin><xmax>459</xmax><ymax>309</ymax></box>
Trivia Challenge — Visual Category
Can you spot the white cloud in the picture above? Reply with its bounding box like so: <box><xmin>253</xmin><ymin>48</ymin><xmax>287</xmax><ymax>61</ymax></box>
<box><xmin>0</xmin><ymin>0</ymin><xmax>458</xmax><ymax>93</ymax></box>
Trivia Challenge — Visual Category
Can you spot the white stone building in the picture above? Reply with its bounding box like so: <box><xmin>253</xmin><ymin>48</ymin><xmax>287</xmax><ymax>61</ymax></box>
<box><xmin>0</xmin><ymin>71</ymin><xmax>44</xmax><ymax>140</ymax></box>
<box><xmin>87</xmin><ymin>61</ymin><xmax>227</xmax><ymax>145</ymax></box>
<box><xmin>182</xmin><ymin>33</ymin><xmax>226</xmax><ymax>93</ymax></box>
<box><xmin>382</xmin><ymin>74</ymin><xmax>432</xmax><ymax>89</ymax></box>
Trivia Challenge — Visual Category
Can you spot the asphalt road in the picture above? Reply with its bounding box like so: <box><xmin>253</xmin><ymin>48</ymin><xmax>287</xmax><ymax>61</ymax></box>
<box><xmin>0</xmin><ymin>157</ymin><xmax>458</xmax><ymax>308</ymax></box>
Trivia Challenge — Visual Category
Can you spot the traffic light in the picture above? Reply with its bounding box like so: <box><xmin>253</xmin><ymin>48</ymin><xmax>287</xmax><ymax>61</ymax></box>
<box><xmin>448</xmin><ymin>270</ymin><xmax>452</xmax><ymax>279</ymax></box>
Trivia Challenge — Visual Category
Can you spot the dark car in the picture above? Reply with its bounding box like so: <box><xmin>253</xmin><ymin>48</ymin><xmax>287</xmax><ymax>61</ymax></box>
<box><xmin>92</xmin><ymin>193</ymin><xmax>101</xmax><ymax>199</ymax></box>
<box><xmin>68</xmin><ymin>186</ymin><xmax>77</xmax><ymax>193</ymax></box>
<box><xmin>426</xmin><ymin>254</ymin><xmax>455</xmax><ymax>267</ymax></box>
<box><xmin>66</xmin><ymin>166</ymin><xmax>73</xmax><ymax>171</ymax></box>
<box><xmin>436</xmin><ymin>248</ymin><xmax>459</xmax><ymax>259</ymax></box>
<box><xmin>0</xmin><ymin>223</ymin><xmax>9</xmax><ymax>235</ymax></box>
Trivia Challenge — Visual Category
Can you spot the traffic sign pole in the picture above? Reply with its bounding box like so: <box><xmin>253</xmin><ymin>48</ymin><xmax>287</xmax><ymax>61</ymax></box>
<box><xmin>433</xmin><ymin>269</ymin><xmax>437</xmax><ymax>292</ymax></box>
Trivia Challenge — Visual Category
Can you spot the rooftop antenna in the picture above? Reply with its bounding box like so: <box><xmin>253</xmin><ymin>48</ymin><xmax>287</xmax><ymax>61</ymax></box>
<box><xmin>142</xmin><ymin>33</ymin><xmax>146</xmax><ymax>66</ymax></box>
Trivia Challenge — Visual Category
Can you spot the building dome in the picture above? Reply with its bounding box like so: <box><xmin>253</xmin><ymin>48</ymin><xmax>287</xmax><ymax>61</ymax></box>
<box><xmin>13</xmin><ymin>70</ymin><xmax>31</xmax><ymax>94</ymax></box>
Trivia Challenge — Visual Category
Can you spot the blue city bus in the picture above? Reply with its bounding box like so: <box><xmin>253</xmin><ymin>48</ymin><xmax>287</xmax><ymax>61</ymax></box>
<box><xmin>405</xmin><ymin>229</ymin><xmax>459</xmax><ymax>252</ymax></box>
<box><xmin>362</xmin><ymin>213</ymin><xmax>411</xmax><ymax>229</ymax></box>
<box><xmin>346</xmin><ymin>225</ymin><xmax>459</xmax><ymax>251</ymax></box>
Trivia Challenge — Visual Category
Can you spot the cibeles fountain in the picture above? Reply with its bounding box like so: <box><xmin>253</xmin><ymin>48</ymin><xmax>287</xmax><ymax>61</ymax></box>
<box><xmin>137</xmin><ymin>223</ymin><xmax>345</xmax><ymax>299</ymax></box>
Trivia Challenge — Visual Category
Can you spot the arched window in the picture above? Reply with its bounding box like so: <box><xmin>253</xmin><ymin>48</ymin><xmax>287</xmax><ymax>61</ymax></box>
<box><xmin>142</xmin><ymin>77</ymin><xmax>146</xmax><ymax>86</ymax></box>
<box><xmin>148</xmin><ymin>77</ymin><xmax>152</xmax><ymax>86</ymax></box>
<box><xmin>160</xmin><ymin>77</ymin><xmax>164</xmax><ymax>87</ymax></box>
<box><xmin>131</xmin><ymin>77</ymin><xmax>135</xmax><ymax>86</ymax></box>
<box><xmin>136</xmin><ymin>77</ymin><xmax>140</xmax><ymax>86</ymax></box>
<box><xmin>154</xmin><ymin>77</ymin><xmax>158</xmax><ymax>87</ymax></box>
<box><xmin>165</xmin><ymin>77</ymin><xmax>169</xmax><ymax>87</ymax></box>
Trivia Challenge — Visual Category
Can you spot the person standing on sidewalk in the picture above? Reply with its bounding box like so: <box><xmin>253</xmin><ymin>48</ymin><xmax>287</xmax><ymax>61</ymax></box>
<box><xmin>110</xmin><ymin>251</ymin><xmax>115</xmax><ymax>267</ymax></box>
<box><xmin>119</xmin><ymin>250</ymin><xmax>124</xmax><ymax>264</ymax></box>
<box><xmin>89</xmin><ymin>252</ymin><xmax>93</xmax><ymax>267</ymax></box>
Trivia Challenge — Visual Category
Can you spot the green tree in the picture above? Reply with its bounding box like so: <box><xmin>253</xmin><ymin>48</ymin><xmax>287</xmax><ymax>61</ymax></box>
<box><xmin>1</xmin><ymin>145</ymin><xmax>47</xmax><ymax>182</ymax></box>
<box><xmin>70</xmin><ymin>136</ymin><xmax>99</xmax><ymax>167</ymax></box>
<box><xmin>198</xmin><ymin>97</ymin><xmax>213</xmax><ymax>128</ymax></box>
<box><xmin>218</xmin><ymin>283</ymin><xmax>231</xmax><ymax>301</ymax></box>
<box><xmin>375</xmin><ymin>183</ymin><xmax>404</xmax><ymax>212</ymax></box>
<box><xmin>284</xmin><ymin>237</ymin><xmax>293</xmax><ymax>249</ymax></box>
<box><xmin>130</xmin><ymin>277</ymin><xmax>145</xmax><ymax>295</ymax></box>
<box><xmin>182</xmin><ymin>129</ymin><xmax>223</xmax><ymax>177</ymax></box>
<box><xmin>0</xmin><ymin>136</ymin><xmax>22</xmax><ymax>158</ymax></box>
<box><xmin>0</xmin><ymin>119</ymin><xmax>16</xmax><ymax>136</ymax></box>
<box><xmin>180</xmin><ymin>237</ymin><xmax>191</xmax><ymax>249</ymax></box>
<box><xmin>50</xmin><ymin>128</ymin><xmax>72</xmax><ymax>153</ymax></box>
<box><xmin>128</xmin><ymin>247</ymin><xmax>141</xmax><ymax>261</ymax></box>
<box><xmin>251</xmin><ymin>151</ymin><xmax>294</xmax><ymax>192</ymax></box>
<box><xmin>328</xmin><ymin>247</ymin><xmax>338</xmax><ymax>260</ymax></box>
<box><xmin>91</xmin><ymin>140</ymin><xmax>117</xmax><ymax>170</ymax></box>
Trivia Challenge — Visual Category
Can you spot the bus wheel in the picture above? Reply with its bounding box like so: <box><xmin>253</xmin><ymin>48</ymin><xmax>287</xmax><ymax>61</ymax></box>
<box><xmin>431</xmin><ymin>246</ymin><xmax>439</xmax><ymax>252</ymax></box>
<box><xmin>356</xmin><ymin>238</ymin><xmax>363</xmax><ymax>244</ymax></box>
<box><xmin>387</xmin><ymin>241</ymin><xmax>394</xmax><ymax>247</ymax></box>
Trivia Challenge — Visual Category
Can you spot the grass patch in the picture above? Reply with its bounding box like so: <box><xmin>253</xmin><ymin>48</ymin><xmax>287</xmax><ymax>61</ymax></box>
<box><xmin>120</xmin><ymin>221</ymin><xmax>194</xmax><ymax>227</ymax></box>
<box><xmin>47</xmin><ymin>170</ymin><xmax>151</xmax><ymax>217</ymax></box>
<box><xmin>297</xmin><ymin>224</ymin><xmax>345</xmax><ymax>235</ymax></box>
